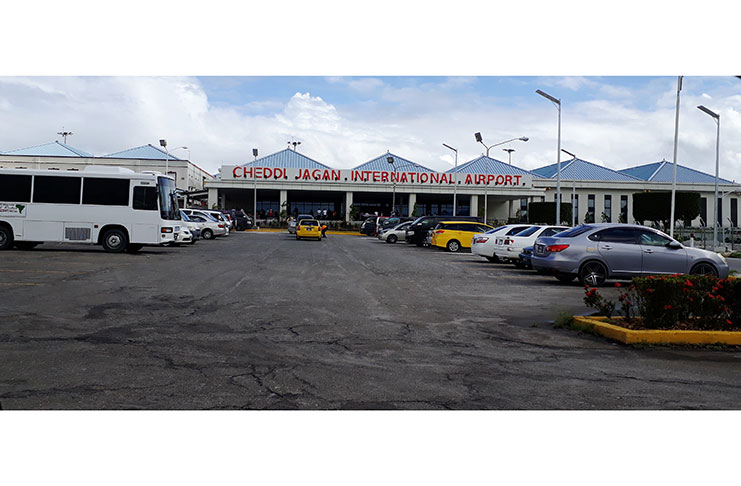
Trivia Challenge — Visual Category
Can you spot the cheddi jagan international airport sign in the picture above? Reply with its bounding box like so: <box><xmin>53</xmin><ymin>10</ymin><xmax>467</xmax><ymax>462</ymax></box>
<box><xmin>222</xmin><ymin>166</ymin><xmax>532</xmax><ymax>188</ymax></box>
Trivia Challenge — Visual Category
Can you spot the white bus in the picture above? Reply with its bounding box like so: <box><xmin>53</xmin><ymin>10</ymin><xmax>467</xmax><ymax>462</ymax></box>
<box><xmin>0</xmin><ymin>166</ymin><xmax>181</xmax><ymax>253</ymax></box>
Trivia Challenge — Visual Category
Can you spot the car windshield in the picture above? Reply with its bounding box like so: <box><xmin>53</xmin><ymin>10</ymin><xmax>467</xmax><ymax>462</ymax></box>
<box><xmin>514</xmin><ymin>226</ymin><xmax>541</xmax><ymax>237</ymax></box>
<box><xmin>484</xmin><ymin>226</ymin><xmax>508</xmax><ymax>234</ymax></box>
<box><xmin>179</xmin><ymin>210</ymin><xmax>192</xmax><ymax>222</ymax></box>
<box><xmin>301</xmin><ymin>220</ymin><xmax>319</xmax><ymax>226</ymax></box>
<box><xmin>157</xmin><ymin>176</ymin><xmax>180</xmax><ymax>220</ymax></box>
<box><xmin>557</xmin><ymin>225</ymin><xmax>594</xmax><ymax>238</ymax></box>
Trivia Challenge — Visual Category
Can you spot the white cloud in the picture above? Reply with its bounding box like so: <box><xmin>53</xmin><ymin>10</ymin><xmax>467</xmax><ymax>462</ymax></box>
<box><xmin>0</xmin><ymin>76</ymin><xmax>739</xmax><ymax>185</ymax></box>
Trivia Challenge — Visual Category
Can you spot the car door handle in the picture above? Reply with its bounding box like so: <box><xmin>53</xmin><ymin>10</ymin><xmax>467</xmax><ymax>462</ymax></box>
<box><xmin>644</xmin><ymin>249</ymin><xmax>654</xmax><ymax>254</ymax></box>
<box><xmin>602</xmin><ymin>245</ymin><xmax>612</xmax><ymax>250</ymax></box>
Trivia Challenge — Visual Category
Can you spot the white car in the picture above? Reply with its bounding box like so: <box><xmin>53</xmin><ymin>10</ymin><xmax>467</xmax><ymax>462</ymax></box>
<box><xmin>472</xmin><ymin>224</ymin><xmax>534</xmax><ymax>262</ymax></box>
<box><xmin>183</xmin><ymin>209</ymin><xmax>231</xmax><ymax>235</ymax></box>
<box><xmin>185</xmin><ymin>213</ymin><xmax>228</xmax><ymax>239</ymax></box>
<box><xmin>492</xmin><ymin>225</ymin><xmax>569</xmax><ymax>262</ymax></box>
<box><xmin>173</xmin><ymin>226</ymin><xmax>194</xmax><ymax>244</ymax></box>
<box><xmin>379</xmin><ymin>221</ymin><xmax>412</xmax><ymax>244</ymax></box>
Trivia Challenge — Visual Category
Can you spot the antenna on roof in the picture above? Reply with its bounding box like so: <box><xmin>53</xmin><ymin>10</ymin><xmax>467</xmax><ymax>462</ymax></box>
<box><xmin>287</xmin><ymin>137</ymin><xmax>301</xmax><ymax>152</ymax></box>
<box><xmin>57</xmin><ymin>127</ymin><xmax>73</xmax><ymax>144</ymax></box>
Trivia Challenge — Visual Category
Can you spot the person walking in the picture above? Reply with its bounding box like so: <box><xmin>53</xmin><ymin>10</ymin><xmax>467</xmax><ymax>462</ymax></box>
<box><xmin>321</xmin><ymin>223</ymin><xmax>328</xmax><ymax>238</ymax></box>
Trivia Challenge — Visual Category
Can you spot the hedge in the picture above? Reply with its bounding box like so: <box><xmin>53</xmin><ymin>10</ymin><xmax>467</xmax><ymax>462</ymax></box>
<box><xmin>632</xmin><ymin>191</ymin><xmax>701</xmax><ymax>227</ymax></box>
<box><xmin>584</xmin><ymin>275</ymin><xmax>740</xmax><ymax>331</ymax></box>
<box><xmin>527</xmin><ymin>201</ymin><xmax>572</xmax><ymax>225</ymax></box>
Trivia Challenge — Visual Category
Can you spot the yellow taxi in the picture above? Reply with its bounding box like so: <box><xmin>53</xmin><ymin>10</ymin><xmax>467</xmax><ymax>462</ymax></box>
<box><xmin>430</xmin><ymin>221</ymin><xmax>493</xmax><ymax>252</ymax></box>
<box><xmin>296</xmin><ymin>219</ymin><xmax>323</xmax><ymax>240</ymax></box>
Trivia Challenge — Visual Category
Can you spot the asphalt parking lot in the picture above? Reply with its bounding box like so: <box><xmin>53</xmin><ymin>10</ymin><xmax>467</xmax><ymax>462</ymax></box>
<box><xmin>2</xmin><ymin>232</ymin><xmax>741</xmax><ymax>410</ymax></box>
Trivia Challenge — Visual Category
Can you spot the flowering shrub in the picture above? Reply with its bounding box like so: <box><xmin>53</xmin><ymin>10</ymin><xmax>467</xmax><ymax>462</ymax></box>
<box><xmin>583</xmin><ymin>275</ymin><xmax>741</xmax><ymax>331</ymax></box>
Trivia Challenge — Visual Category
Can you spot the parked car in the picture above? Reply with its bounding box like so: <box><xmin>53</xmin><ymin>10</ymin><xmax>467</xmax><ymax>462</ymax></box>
<box><xmin>360</xmin><ymin>216</ymin><xmax>387</xmax><ymax>236</ymax></box>
<box><xmin>296</xmin><ymin>219</ymin><xmax>323</xmax><ymax>241</ymax></box>
<box><xmin>378</xmin><ymin>216</ymin><xmax>415</xmax><ymax>233</ymax></box>
<box><xmin>221</xmin><ymin>208</ymin><xmax>252</xmax><ymax>230</ymax></box>
<box><xmin>203</xmin><ymin>209</ymin><xmax>233</xmax><ymax>231</ymax></box>
<box><xmin>289</xmin><ymin>214</ymin><xmax>315</xmax><ymax>234</ymax></box>
<box><xmin>178</xmin><ymin>211</ymin><xmax>201</xmax><ymax>242</ymax></box>
<box><xmin>430</xmin><ymin>221</ymin><xmax>494</xmax><ymax>252</ymax></box>
<box><xmin>172</xmin><ymin>226</ymin><xmax>194</xmax><ymax>245</ymax></box>
<box><xmin>517</xmin><ymin>246</ymin><xmax>534</xmax><ymax>269</ymax></box>
<box><xmin>379</xmin><ymin>221</ymin><xmax>413</xmax><ymax>244</ymax></box>
<box><xmin>531</xmin><ymin>223</ymin><xmax>730</xmax><ymax>286</ymax></box>
<box><xmin>471</xmin><ymin>224</ymin><xmax>534</xmax><ymax>262</ymax></box>
<box><xmin>406</xmin><ymin>215</ymin><xmax>482</xmax><ymax>246</ymax></box>
<box><xmin>492</xmin><ymin>225</ymin><xmax>569</xmax><ymax>262</ymax></box>
<box><xmin>184</xmin><ymin>212</ymin><xmax>228</xmax><ymax>239</ymax></box>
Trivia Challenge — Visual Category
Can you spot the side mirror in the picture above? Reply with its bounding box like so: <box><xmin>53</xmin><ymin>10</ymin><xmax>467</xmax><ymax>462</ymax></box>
<box><xmin>667</xmin><ymin>241</ymin><xmax>682</xmax><ymax>249</ymax></box>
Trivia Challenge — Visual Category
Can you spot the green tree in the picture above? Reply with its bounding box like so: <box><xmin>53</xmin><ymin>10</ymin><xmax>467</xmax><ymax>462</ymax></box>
<box><xmin>527</xmin><ymin>202</ymin><xmax>572</xmax><ymax>225</ymax></box>
<box><xmin>632</xmin><ymin>191</ymin><xmax>701</xmax><ymax>229</ymax></box>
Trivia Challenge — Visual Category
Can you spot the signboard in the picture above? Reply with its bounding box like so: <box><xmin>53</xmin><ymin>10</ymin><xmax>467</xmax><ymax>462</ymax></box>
<box><xmin>221</xmin><ymin>165</ymin><xmax>532</xmax><ymax>187</ymax></box>
<box><xmin>0</xmin><ymin>203</ymin><xmax>26</xmax><ymax>217</ymax></box>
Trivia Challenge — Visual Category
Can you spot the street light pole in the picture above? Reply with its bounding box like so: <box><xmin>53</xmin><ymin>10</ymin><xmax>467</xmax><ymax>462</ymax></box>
<box><xmin>387</xmin><ymin>155</ymin><xmax>396</xmax><ymax>215</ymax></box>
<box><xmin>442</xmin><ymin>143</ymin><xmax>458</xmax><ymax>216</ymax></box>
<box><xmin>562</xmin><ymin>149</ymin><xmax>577</xmax><ymax>227</ymax></box>
<box><xmin>159</xmin><ymin>139</ymin><xmax>169</xmax><ymax>174</ymax></box>
<box><xmin>474</xmin><ymin>133</ymin><xmax>529</xmax><ymax>224</ymax></box>
<box><xmin>252</xmin><ymin>148</ymin><xmax>259</xmax><ymax>226</ymax></box>
<box><xmin>698</xmin><ymin>105</ymin><xmax>721</xmax><ymax>250</ymax></box>
<box><xmin>536</xmin><ymin>89</ymin><xmax>562</xmax><ymax>224</ymax></box>
<box><xmin>669</xmin><ymin>76</ymin><xmax>683</xmax><ymax>238</ymax></box>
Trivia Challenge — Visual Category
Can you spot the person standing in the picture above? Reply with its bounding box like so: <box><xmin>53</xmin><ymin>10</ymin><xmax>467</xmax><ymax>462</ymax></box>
<box><xmin>321</xmin><ymin>223</ymin><xmax>328</xmax><ymax>238</ymax></box>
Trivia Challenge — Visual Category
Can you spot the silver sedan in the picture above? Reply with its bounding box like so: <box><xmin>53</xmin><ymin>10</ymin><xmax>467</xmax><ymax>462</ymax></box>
<box><xmin>531</xmin><ymin>223</ymin><xmax>729</xmax><ymax>286</ymax></box>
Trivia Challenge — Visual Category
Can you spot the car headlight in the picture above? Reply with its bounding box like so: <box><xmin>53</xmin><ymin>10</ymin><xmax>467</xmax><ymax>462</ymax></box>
<box><xmin>719</xmin><ymin>254</ymin><xmax>727</xmax><ymax>264</ymax></box>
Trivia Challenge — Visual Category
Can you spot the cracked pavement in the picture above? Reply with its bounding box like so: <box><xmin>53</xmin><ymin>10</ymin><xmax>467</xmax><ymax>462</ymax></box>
<box><xmin>1</xmin><ymin>232</ymin><xmax>741</xmax><ymax>409</ymax></box>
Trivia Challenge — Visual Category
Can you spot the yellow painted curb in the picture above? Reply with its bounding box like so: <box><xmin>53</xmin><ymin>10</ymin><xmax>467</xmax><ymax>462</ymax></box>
<box><xmin>572</xmin><ymin>316</ymin><xmax>741</xmax><ymax>345</ymax></box>
<box><xmin>243</xmin><ymin>229</ymin><xmax>363</xmax><ymax>236</ymax></box>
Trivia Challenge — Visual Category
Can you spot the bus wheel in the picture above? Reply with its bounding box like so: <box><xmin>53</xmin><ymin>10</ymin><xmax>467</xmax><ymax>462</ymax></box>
<box><xmin>102</xmin><ymin>229</ymin><xmax>128</xmax><ymax>253</ymax></box>
<box><xmin>0</xmin><ymin>225</ymin><xmax>14</xmax><ymax>250</ymax></box>
<box><xmin>125</xmin><ymin>244</ymin><xmax>143</xmax><ymax>253</ymax></box>
<box><xmin>15</xmin><ymin>242</ymin><xmax>39</xmax><ymax>250</ymax></box>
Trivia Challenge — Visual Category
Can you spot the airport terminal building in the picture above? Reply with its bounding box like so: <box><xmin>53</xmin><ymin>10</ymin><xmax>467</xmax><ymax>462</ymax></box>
<box><xmin>208</xmin><ymin>148</ymin><xmax>741</xmax><ymax>227</ymax></box>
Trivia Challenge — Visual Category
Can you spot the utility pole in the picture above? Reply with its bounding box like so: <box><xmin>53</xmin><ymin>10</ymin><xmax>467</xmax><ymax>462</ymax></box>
<box><xmin>57</xmin><ymin>128</ymin><xmax>73</xmax><ymax>144</ymax></box>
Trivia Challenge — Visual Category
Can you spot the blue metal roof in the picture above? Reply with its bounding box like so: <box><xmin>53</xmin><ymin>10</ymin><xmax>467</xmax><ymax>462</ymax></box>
<box><xmin>619</xmin><ymin>160</ymin><xmax>735</xmax><ymax>184</ymax></box>
<box><xmin>241</xmin><ymin>148</ymin><xmax>330</xmax><ymax>170</ymax></box>
<box><xmin>352</xmin><ymin>152</ymin><xmax>434</xmax><ymax>172</ymax></box>
<box><xmin>104</xmin><ymin>144</ymin><xmax>182</xmax><ymax>160</ymax></box>
<box><xmin>449</xmin><ymin>155</ymin><xmax>535</xmax><ymax>176</ymax></box>
<box><xmin>532</xmin><ymin>158</ymin><xmax>642</xmax><ymax>182</ymax></box>
<box><xmin>2</xmin><ymin>141</ymin><xmax>93</xmax><ymax>157</ymax></box>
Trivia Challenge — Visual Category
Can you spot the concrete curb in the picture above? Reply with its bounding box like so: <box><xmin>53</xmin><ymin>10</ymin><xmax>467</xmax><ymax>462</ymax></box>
<box><xmin>572</xmin><ymin>316</ymin><xmax>741</xmax><ymax>345</ymax></box>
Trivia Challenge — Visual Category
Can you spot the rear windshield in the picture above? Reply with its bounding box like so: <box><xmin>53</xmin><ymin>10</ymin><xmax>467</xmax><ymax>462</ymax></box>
<box><xmin>556</xmin><ymin>225</ymin><xmax>593</xmax><ymax>238</ymax></box>
<box><xmin>301</xmin><ymin>220</ymin><xmax>319</xmax><ymax>226</ymax></box>
<box><xmin>514</xmin><ymin>226</ymin><xmax>541</xmax><ymax>237</ymax></box>
<box><xmin>506</xmin><ymin>226</ymin><xmax>532</xmax><ymax>236</ymax></box>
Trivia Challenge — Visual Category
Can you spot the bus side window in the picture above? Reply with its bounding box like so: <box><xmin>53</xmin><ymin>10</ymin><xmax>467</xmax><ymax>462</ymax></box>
<box><xmin>0</xmin><ymin>174</ymin><xmax>32</xmax><ymax>202</ymax></box>
<box><xmin>33</xmin><ymin>175</ymin><xmax>81</xmax><ymax>204</ymax></box>
<box><xmin>133</xmin><ymin>186</ymin><xmax>158</xmax><ymax>211</ymax></box>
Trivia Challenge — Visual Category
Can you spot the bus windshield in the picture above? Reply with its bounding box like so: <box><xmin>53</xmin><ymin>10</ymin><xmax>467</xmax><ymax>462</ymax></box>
<box><xmin>158</xmin><ymin>176</ymin><xmax>180</xmax><ymax>220</ymax></box>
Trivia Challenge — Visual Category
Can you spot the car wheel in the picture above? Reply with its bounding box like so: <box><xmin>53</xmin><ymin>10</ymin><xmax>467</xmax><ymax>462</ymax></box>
<box><xmin>486</xmin><ymin>255</ymin><xmax>500</xmax><ymax>263</ymax></box>
<box><xmin>578</xmin><ymin>261</ymin><xmax>608</xmax><ymax>287</ymax></box>
<box><xmin>387</xmin><ymin>234</ymin><xmax>398</xmax><ymax>244</ymax></box>
<box><xmin>690</xmin><ymin>262</ymin><xmax>719</xmax><ymax>277</ymax></box>
<box><xmin>14</xmin><ymin>241</ymin><xmax>39</xmax><ymax>250</ymax></box>
<box><xmin>0</xmin><ymin>225</ymin><xmax>13</xmax><ymax>251</ymax></box>
<box><xmin>446</xmin><ymin>240</ymin><xmax>461</xmax><ymax>252</ymax></box>
<box><xmin>101</xmin><ymin>228</ymin><xmax>128</xmax><ymax>253</ymax></box>
<box><xmin>125</xmin><ymin>244</ymin><xmax>143</xmax><ymax>253</ymax></box>
<box><xmin>202</xmin><ymin>229</ymin><xmax>214</xmax><ymax>240</ymax></box>
<box><xmin>556</xmin><ymin>274</ymin><xmax>576</xmax><ymax>283</ymax></box>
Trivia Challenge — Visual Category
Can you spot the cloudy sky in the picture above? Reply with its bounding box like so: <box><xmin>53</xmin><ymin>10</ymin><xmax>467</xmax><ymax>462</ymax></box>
<box><xmin>0</xmin><ymin>75</ymin><xmax>739</xmax><ymax>181</ymax></box>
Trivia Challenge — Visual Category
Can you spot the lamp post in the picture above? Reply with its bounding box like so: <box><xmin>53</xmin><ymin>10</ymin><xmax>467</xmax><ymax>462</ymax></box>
<box><xmin>473</xmin><ymin>133</ymin><xmax>529</xmax><ymax>224</ymax></box>
<box><xmin>170</xmin><ymin>146</ymin><xmax>189</xmax><ymax>207</ymax></box>
<box><xmin>502</xmin><ymin>148</ymin><xmax>515</xmax><ymax>164</ymax></box>
<box><xmin>387</xmin><ymin>155</ymin><xmax>419</xmax><ymax>216</ymax></box>
<box><xmin>159</xmin><ymin>139</ymin><xmax>169</xmax><ymax>174</ymax></box>
<box><xmin>252</xmin><ymin>148</ymin><xmax>259</xmax><ymax>226</ymax></box>
<box><xmin>669</xmin><ymin>76</ymin><xmax>683</xmax><ymax>238</ymax></box>
<box><xmin>561</xmin><ymin>149</ymin><xmax>577</xmax><ymax>227</ymax></box>
<box><xmin>536</xmin><ymin>89</ymin><xmax>562</xmax><ymax>224</ymax></box>
<box><xmin>698</xmin><ymin>104</ymin><xmax>721</xmax><ymax>250</ymax></box>
<box><xmin>442</xmin><ymin>143</ymin><xmax>458</xmax><ymax>216</ymax></box>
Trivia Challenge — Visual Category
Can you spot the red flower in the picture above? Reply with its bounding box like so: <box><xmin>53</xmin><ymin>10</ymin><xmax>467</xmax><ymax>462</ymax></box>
<box><xmin>727</xmin><ymin>320</ymin><xmax>733</xmax><ymax>325</ymax></box>
<box><xmin>664</xmin><ymin>305</ymin><xmax>673</xmax><ymax>310</ymax></box>
<box><xmin>615</xmin><ymin>283</ymin><xmax>621</xmax><ymax>288</ymax></box>
<box><xmin>646</xmin><ymin>288</ymin><xmax>655</xmax><ymax>293</ymax></box>
<box><xmin>713</xmin><ymin>287</ymin><xmax>719</xmax><ymax>292</ymax></box>
<box><xmin>719</xmin><ymin>296</ymin><xmax>725</xmax><ymax>302</ymax></box>
<box><xmin>707</xmin><ymin>293</ymin><xmax>715</xmax><ymax>299</ymax></box>
<box><xmin>684</xmin><ymin>280</ymin><xmax>693</xmax><ymax>287</ymax></box>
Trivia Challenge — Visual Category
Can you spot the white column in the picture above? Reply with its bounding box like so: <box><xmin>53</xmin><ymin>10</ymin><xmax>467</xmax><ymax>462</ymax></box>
<box><xmin>345</xmin><ymin>191</ymin><xmax>353</xmax><ymax>221</ymax></box>
<box><xmin>208</xmin><ymin>187</ymin><xmax>218</xmax><ymax>209</ymax></box>
<box><xmin>469</xmin><ymin>194</ymin><xmax>478</xmax><ymax>218</ymax></box>
<box><xmin>408</xmin><ymin>193</ymin><xmax>417</xmax><ymax>217</ymax></box>
<box><xmin>279</xmin><ymin>189</ymin><xmax>288</xmax><ymax>218</ymax></box>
